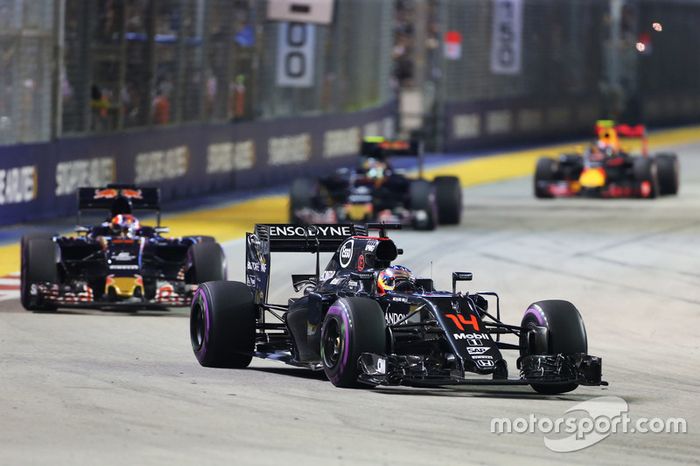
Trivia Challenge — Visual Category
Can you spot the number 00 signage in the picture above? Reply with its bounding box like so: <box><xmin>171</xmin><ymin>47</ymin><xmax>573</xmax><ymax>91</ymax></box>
<box><xmin>490</xmin><ymin>0</ymin><xmax>523</xmax><ymax>75</ymax></box>
<box><xmin>276</xmin><ymin>22</ymin><xmax>316</xmax><ymax>88</ymax></box>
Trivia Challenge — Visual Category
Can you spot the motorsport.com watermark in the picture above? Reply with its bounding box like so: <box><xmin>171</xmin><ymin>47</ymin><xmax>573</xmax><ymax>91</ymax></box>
<box><xmin>490</xmin><ymin>396</ymin><xmax>687</xmax><ymax>452</ymax></box>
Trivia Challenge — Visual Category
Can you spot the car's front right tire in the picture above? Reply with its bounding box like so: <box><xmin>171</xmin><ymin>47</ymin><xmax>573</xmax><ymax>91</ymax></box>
<box><xmin>655</xmin><ymin>153</ymin><xmax>679</xmax><ymax>195</ymax></box>
<box><xmin>534</xmin><ymin>157</ymin><xmax>556</xmax><ymax>199</ymax></box>
<box><xmin>190</xmin><ymin>281</ymin><xmax>256</xmax><ymax>368</ymax></box>
<box><xmin>21</xmin><ymin>234</ymin><xmax>59</xmax><ymax>312</ymax></box>
<box><xmin>520</xmin><ymin>300</ymin><xmax>588</xmax><ymax>395</ymax></box>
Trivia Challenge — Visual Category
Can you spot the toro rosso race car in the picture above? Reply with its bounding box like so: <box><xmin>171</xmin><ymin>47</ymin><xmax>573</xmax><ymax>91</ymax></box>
<box><xmin>190</xmin><ymin>223</ymin><xmax>605</xmax><ymax>394</ymax></box>
<box><xmin>289</xmin><ymin>138</ymin><xmax>463</xmax><ymax>230</ymax></box>
<box><xmin>535</xmin><ymin>120</ymin><xmax>679</xmax><ymax>198</ymax></box>
<box><xmin>20</xmin><ymin>186</ymin><xmax>226</xmax><ymax>311</ymax></box>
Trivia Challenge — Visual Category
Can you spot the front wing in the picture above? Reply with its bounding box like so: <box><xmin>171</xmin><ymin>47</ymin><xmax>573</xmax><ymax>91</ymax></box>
<box><xmin>357</xmin><ymin>352</ymin><xmax>606</xmax><ymax>387</ymax></box>
<box><xmin>538</xmin><ymin>179</ymin><xmax>653</xmax><ymax>198</ymax></box>
<box><xmin>32</xmin><ymin>281</ymin><xmax>196</xmax><ymax>309</ymax></box>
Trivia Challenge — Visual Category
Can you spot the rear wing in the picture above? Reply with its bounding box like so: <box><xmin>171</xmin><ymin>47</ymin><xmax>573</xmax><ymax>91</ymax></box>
<box><xmin>361</xmin><ymin>137</ymin><xmax>424</xmax><ymax>176</ymax></box>
<box><xmin>77</xmin><ymin>185</ymin><xmax>161</xmax><ymax>225</ymax></box>
<box><xmin>247</xmin><ymin>224</ymin><xmax>359</xmax><ymax>305</ymax></box>
<box><xmin>245</xmin><ymin>223</ymin><xmax>399</xmax><ymax>305</ymax></box>
<box><xmin>595</xmin><ymin>120</ymin><xmax>648</xmax><ymax>156</ymax></box>
<box><xmin>254</xmin><ymin>224</ymin><xmax>360</xmax><ymax>253</ymax></box>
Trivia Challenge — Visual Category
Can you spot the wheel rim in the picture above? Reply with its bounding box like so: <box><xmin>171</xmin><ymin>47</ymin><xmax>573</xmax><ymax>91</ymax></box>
<box><xmin>191</xmin><ymin>299</ymin><xmax>206</xmax><ymax>351</ymax></box>
<box><xmin>322</xmin><ymin>318</ymin><xmax>342</xmax><ymax>369</ymax></box>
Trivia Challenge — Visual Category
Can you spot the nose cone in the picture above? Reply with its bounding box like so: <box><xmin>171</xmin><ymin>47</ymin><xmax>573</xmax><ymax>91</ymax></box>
<box><xmin>579</xmin><ymin>167</ymin><xmax>606</xmax><ymax>188</ymax></box>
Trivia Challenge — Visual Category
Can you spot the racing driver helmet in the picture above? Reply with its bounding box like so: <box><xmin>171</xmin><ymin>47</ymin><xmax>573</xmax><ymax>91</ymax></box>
<box><xmin>110</xmin><ymin>214</ymin><xmax>140</xmax><ymax>238</ymax></box>
<box><xmin>593</xmin><ymin>140</ymin><xmax>616</xmax><ymax>159</ymax></box>
<box><xmin>361</xmin><ymin>157</ymin><xmax>388</xmax><ymax>181</ymax></box>
<box><xmin>377</xmin><ymin>265</ymin><xmax>415</xmax><ymax>295</ymax></box>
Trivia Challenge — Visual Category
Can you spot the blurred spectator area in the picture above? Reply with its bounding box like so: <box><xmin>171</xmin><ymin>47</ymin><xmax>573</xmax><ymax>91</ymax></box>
<box><xmin>2</xmin><ymin>0</ymin><xmax>700</xmax><ymax>147</ymax></box>
<box><xmin>60</xmin><ymin>0</ymin><xmax>393</xmax><ymax>136</ymax></box>
<box><xmin>62</xmin><ymin>0</ymin><xmax>259</xmax><ymax>133</ymax></box>
<box><xmin>0</xmin><ymin>0</ymin><xmax>55</xmax><ymax>145</ymax></box>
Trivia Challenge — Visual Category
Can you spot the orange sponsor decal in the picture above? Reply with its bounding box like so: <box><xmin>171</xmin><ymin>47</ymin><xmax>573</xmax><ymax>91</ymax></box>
<box><xmin>121</xmin><ymin>189</ymin><xmax>143</xmax><ymax>199</ymax></box>
<box><xmin>94</xmin><ymin>188</ymin><xmax>119</xmax><ymax>199</ymax></box>
<box><xmin>445</xmin><ymin>313</ymin><xmax>480</xmax><ymax>332</ymax></box>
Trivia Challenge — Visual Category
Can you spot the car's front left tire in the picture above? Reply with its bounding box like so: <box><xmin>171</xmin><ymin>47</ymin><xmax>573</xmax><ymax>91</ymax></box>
<box><xmin>321</xmin><ymin>297</ymin><xmax>386</xmax><ymax>388</ymax></box>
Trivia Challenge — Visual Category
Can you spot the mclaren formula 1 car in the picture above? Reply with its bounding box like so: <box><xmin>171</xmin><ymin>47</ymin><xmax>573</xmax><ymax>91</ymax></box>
<box><xmin>535</xmin><ymin>121</ymin><xmax>679</xmax><ymax>198</ymax></box>
<box><xmin>21</xmin><ymin>185</ymin><xmax>226</xmax><ymax>311</ymax></box>
<box><xmin>190</xmin><ymin>223</ymin><xmax>605</xmax><ymax>394</ymax></box>
<box><xmin>289</xmin><ymin>138</ymin><xmax>462</xmax><ymax>230</ymax></box>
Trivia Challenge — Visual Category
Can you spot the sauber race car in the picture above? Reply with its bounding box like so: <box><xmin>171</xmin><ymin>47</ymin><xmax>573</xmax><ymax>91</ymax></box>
<box><xmin>535</xmin><ymin>120</ymin><xmax>679</xmax><ymax>199</ymax></box>
<box><xmin>289</xmin><ymin>138</ymin><xmax>462</xmax><ymax>230</ymax></box>
<box><xmin>20</xmin><ymin>185</ymin><xmax>226</xmax><ymax>311</ymax></box>
<box><xmin>190</xmin><ymin>223</ymin><xmax>605</xmax><ymax>394</ymax></box>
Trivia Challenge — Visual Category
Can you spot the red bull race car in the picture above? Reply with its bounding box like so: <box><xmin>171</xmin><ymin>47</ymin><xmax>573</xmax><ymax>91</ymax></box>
<box><xmin>289</xmin><ymin>138</ymin><xmax>463</xmax><ymax>230</ymax></box>
<box><xmin>534</xmin><ymin>121</ymin><xmax>679</xmax><ymax>199</ymax></box>
<box><xmin>190</xmin><ymin>223</ymin><xmax>605</xmax><ymax>394</ymax></box>
<box><xmin>20</xmin><ymin>185</ymin><xmax>226</xmax><ymax>311</ymax></box>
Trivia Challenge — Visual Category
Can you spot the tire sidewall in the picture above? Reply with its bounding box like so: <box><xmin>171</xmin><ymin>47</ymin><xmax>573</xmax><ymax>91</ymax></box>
<box><xmin>534</xmin><ymin>158</ymin><xmax>556</xmax><ymax>198</ymax></box>
<box><xmin>520</xmin><ymin>300</ymin><xmax>587</xmax><ymax>394</ymax></box>
<box><xmin>409</xmin><ymin>180</ymin><xmax>437</xmax><ymax>230</ymax></box>
<box><xmin>190</xmin><ymin>281</ymin><xmax>255</xmax><ymax>368</ymax></box>
<box><xmin>321</xmin><ymin>301</ymin><xmax>353</xmax><ymax>386</ymax></box>
<box><xmin>434</xmin><ymin>176</ymin><xmax>462</xmax><ymax>225</ymax></box>
<box><xmin>321</xmin><ymin>297</ymin><xmax>386</xmax><ymax>387</ymax></box>
<box><xmin>191</xmin><ymin>285</ymin><xmax>213</xmax><ymax>364</ymax></box>
<box><xmin>189</xmin><ymin>242</ymin><xmax>227</xmax><ymax>284</ymax></box>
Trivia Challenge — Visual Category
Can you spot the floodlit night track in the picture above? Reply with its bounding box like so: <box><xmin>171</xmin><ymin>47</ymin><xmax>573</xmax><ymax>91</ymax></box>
<box><xmin>1</xmin><ymin>136</ymin><xmax>699</xmax><ymax>465</ymax></box>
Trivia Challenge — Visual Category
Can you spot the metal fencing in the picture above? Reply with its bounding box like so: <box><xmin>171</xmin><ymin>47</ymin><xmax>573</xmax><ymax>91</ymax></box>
<box><xmin>0</xmin><ymin>0</ymin><xmax>56</xmax><ymax>146</ymax></box>
<box><xmin>58</xmin><ymin>0</ymin><xmax>394</xmax><ymax>136</ymax></box>
<box><xmin>4</xmin><ymin>0</ymin><xmax>390</xmax><ymax>146</ymax></box>
<box><xmin>2</xmin><ymin>0</ymin><xmax>700</xmax><ymax>149</ymax></box>
<box><xmin>427</xmin><ymin>0</ymin><xmax>700</xmax><ymax>150</ymax></box>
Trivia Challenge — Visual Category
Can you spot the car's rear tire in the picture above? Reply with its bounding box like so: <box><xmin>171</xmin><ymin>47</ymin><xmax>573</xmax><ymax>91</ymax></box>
<box><xmin>289</xmin><ymin>178</ymin><xmax>318</xmax><ymax>224</ymax></box>
<box><xmin>190</xmin><ymin>281</ymin><xmax>256</xmax><ymax>368</ymax></box>
<box><xmin>655</xmin><ymin>153</ymin><xmax>679</xmax><ymax>196</ymax></box>
<box><xmin>520</xmin><ymin>300</ymin><xmax>587</xmax><ymax>395</ymax></box>
<box><xmin>188</xmin><ymin>242</ymin><xmax>227</xmax><ymax>284</ymax></box>
<box><xmin>20</xmin><ymin>235</ymin><xmax>59</xmax><ymax>312</ymax></box>
<box><xmin>321</xmin><ymin>297</ymin><xmax>386</xmax><ymax>388</ymax></box>
<box><xmin>534</xmin><ymin>157</ymin><xmax>558</xmax><ymax>199</ymax></box>
<box><xmin>433</xmin><ymin>176</ymin><xmax>462</xmax><ymax>225</ymax></box>
<box><xmin>633</xmin><ymin>157</ymin><xmax>659</xmax><ymax>198</ymax></box>
<box><xmin>409</xmin><ymin>180</ymin><xmax>437</xmax><ymax>231</ymax></box>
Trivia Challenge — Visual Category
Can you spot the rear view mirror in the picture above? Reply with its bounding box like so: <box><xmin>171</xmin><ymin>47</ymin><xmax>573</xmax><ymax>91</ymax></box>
<box><xmin>452</xmin><ymin>271</ymin><xmax>473</xmax><ymax>293</ymax></box>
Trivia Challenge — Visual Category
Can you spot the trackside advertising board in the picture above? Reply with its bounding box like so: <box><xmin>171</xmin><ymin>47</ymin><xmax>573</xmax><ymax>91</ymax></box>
<box><xmin>0</xmin><ymin>102</ymin><xmax>395</xmax><ymax>226</ymax></box>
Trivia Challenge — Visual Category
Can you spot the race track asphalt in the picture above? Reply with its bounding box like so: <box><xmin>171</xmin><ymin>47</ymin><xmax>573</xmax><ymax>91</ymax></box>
<box><xmin>1</xmin><ymin>140</ymin><xmax>699</xmax><ymax>465</ymax></box>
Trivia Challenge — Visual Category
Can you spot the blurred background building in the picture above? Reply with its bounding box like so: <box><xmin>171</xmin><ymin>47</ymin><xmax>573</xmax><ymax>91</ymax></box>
<box><xmin>0</xmin><ymin>0</ymin><xmax>699</xmax><ymax>224</ymax></box>
<box><xmin>3</xmin><ymin>0</ymin><xmax>700</xmax><ymax>146</ymax></box>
